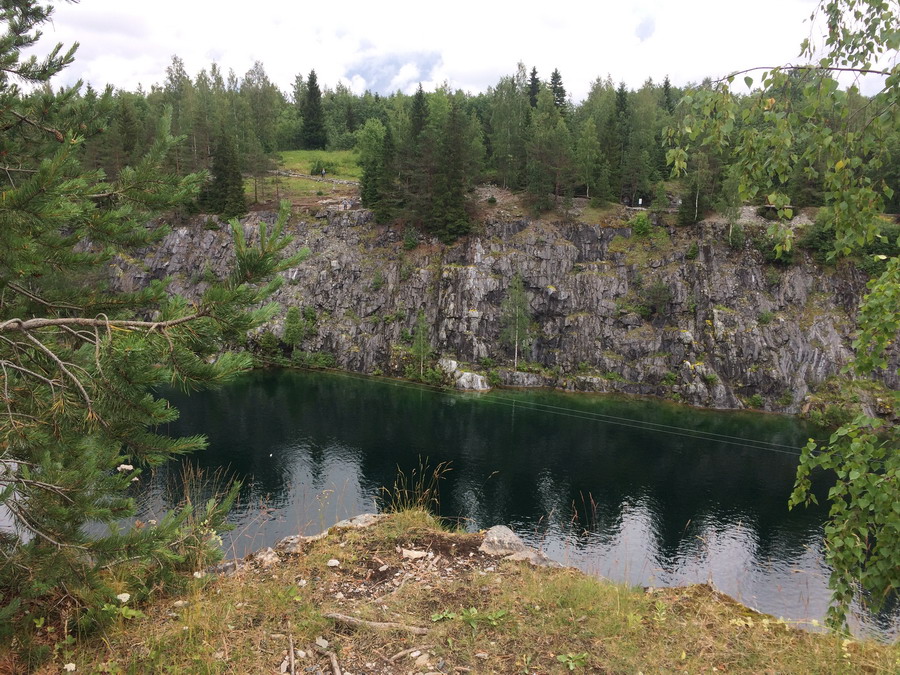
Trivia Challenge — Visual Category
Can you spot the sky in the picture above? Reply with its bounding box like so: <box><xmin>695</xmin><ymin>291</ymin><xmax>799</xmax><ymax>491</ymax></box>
<box><xmin>27</xmin><ymin>0</ymin><xmax>853</xmax><ymax>100</ymax></box>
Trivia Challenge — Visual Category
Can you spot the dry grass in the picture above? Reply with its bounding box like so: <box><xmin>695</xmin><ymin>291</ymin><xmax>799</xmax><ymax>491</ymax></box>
<box><xmin>23</xmin><ymin>515</ymin><xmax>900</xmax><ymax>673</ymax></box>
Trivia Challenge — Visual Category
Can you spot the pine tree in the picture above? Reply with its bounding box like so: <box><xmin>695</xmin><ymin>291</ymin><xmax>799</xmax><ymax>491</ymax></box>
<box><xmin>300</xmin><ymin>69</ymin><xmax>327</xmax><ymax>150</ymax></box>
<box><xmin>0</xmin><ymin>1</ymin><xmax>304</xmax><ymax>646</ymax></box>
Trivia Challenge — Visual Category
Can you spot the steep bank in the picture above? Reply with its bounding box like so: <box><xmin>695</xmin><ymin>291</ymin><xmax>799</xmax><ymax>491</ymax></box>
<box><xmin>111</xmin><ymin>200</ymin><xmax>897</xmax><ymax>418</ymax></box>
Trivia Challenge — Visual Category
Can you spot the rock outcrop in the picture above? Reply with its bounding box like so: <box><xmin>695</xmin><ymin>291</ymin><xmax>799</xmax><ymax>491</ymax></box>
<box><xmin>110</xmin><ymin>206</ymin><xmax>896</xmax><ymax>415</ymax></box>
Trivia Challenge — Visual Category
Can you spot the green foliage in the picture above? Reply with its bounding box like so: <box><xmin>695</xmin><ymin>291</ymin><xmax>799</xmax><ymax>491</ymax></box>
<box><xmin>628</xmin><ymin>211</ymin><xmax>652</xmax><ymax>237</ymax></box>
<box><xmin>283</xmin><ymin>306</ymin><xmax>305</xmax><ymax>347</ymax></box>
<box><xmin>378</xmin><ymin>457</ymin><xmax>451</xmax><ymax>515</ymax></box>
<box><xmin>290</xmin><ymin>350</ymin><xmax>336</xmax><ymax>369</ymax></box>
<box><xmin>753</xmin><ymin>234</ymin><xmax>795</xmax><ymax>266</ymax></box>
<box><xmin>370</xmin><ymin>270</ymin><xmax>385</xmax><ymax>291</ymax></box>
<box><xmin>661</xmin><ymin>371</ymin><xmax>678</xmax><ymax>386</ymax></box>
<box><xmin>199</xmin><ymin>132</ymin><xmax>246</xmax><ymax>218</ymax></box>
<box><xmin>635</xmin><ymin>279</ymin><xmax>672</xmax><ymax>319</ymax></box>
<box><xmin>557</xmin><ymin>652</ymin><xmax>589</xmax><ymax>671</ymax></box>
<box><xmin>300</xmin><ymin>70</ymin><xmax>327</xmax><ymax>150</ymax></box>
<box><xmin>702</xmin><ymin>373</ymin><xmax>719</xmax><ymax>385</ymax></box>
<box><xmin>685</xmin><ymin>241</ymin><xmax>699</xmax><ymax>260</ymax></box>
<box><xmin>747</xmin><ymin>394</ymin><xmax>764</xmax><ymax>409</ymax></box>
<box><xmin>727</xmin><ymin>223</ymin><xmax>746</xmax><ymax>250</ymax></box>
<box><xmin>403</xmin><ymin>227</ymin><xmax>419</xmax><ymax>250</ymax></box>
<box><xmin>309</xmin><ymin>157</ymin><xmax>336</xmax><ymax>175</ymax></box>
<box><xmin>757</xmin><ymin>311</ymin><xmax>774</xmax><ymax>325</ymax></box>
<box><xmin>499</xmin><ymin>273</ymin><xmax>533</xmax><ymax>370</ymax></box>
<box><xmin>0</xmin><ymin>4</ymin><xmax>303</xmax><ymax>649</ymax></box>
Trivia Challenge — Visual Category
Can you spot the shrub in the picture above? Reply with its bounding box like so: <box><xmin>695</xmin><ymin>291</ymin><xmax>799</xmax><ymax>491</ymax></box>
<box><xmin>757</xmin><ymin>311</ymin><xmax>774</xmax><ymax>325</ymax></box>
<box><xmin>747</xmin><ymin>394</ymin><xmax>764</xmax><ymax>408</ymax></box>
<box><xmin>685</xmin><ymin>242</ymin><xmax>699</xmax><ymax>260</ymax></box>
<box><xmin>727</xmin><ymin>223</ymin><xmax>746</xmax><ymax>250</ymax></box>
<box><xmin>629</xmin><ymin>211</ymin><xmax>652</xmax><ymax>237</ymax></box>
<box><xmin>661</xmin><ymin>371</ymin><xmax>678</xmax><ymax>386</ymax></box>
<box><xmin>403</xmin><ymin>228</ymin><xmax>419</xmax><ymax>251</ymax></box>
<box><xmin>636</xmin><ymin>280</ymin><xmax>673</xmax><ymax>319</ymax></box>
<box><xmin>310</xmin><ymin>158</ymin><xmax>337</xmax><ymax>175</ymax></box>
<box><xmin>291</xmin><ymin>350</ymin><xmax>336</xmax><ymax>369</ymax></box>
<box><xmin>371</xmin><ymin>270</ymin><xmax>385</xmax><ymax>291</ymax></box>
<box><xmin>702</xmin><ymin>373</ymin><xmax>719</xmax><ymax>385</ymax></box>
<box><xmin>486</xmin><ymin>195</ymin><xmax>497</xmax><ymax>205</ymax></box>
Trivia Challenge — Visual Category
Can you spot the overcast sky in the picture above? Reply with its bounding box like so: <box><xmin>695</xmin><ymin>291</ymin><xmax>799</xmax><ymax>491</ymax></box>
<box><xmin>29</xmin><ymin>0</ymin><xmax>847</xmax><ymax>100</ymax></box>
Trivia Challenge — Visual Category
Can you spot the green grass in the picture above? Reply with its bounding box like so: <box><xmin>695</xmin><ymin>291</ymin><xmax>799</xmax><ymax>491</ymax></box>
<box><xmin>244</xmin><ymin>176</ymin><xmax>352</xmax><ymax>202</ymax></box>
<box><xmin>47</xmin><ymin>511</ymin><xmax>900</xmax><ymax>674</ymax></box>
<box><xmin>278</xmin><ymin>149</ymin><xmax>362</xmax><ymax>180</ymax></box>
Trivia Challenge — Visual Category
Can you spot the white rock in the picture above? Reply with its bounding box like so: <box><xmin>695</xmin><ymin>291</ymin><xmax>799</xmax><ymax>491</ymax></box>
<box><xmin>326</xmin><ymin>559</ymin><xmax>340</xmax><ymax>567</ymax></box>
<box><xmin>315</xmin><ymin>637</ymin><xmax>329</xmax><ymax>649</ymax></box>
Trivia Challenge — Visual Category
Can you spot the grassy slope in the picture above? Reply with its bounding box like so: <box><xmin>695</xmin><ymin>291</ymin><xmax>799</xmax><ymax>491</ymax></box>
<box><xmin>40</xmin><ymin>511</ymin><xmax>899</xmax><ymax>674</ymax></box>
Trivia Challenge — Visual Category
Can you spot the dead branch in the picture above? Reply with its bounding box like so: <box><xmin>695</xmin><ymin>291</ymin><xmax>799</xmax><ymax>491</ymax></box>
<box><xmin>323</xmin><ymin>612</ymin><xmax>428</xmax><ymax>635</ymax></box>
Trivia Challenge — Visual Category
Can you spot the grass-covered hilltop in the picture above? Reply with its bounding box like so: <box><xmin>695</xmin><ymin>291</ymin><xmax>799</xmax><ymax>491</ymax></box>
<box><xmin>0</xmin><ymin>0</ymin><xmax>898</xmax><ymax>671</ymax></box>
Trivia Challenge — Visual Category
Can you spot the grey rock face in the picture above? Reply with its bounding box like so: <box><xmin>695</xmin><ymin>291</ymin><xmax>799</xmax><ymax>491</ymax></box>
<box><xmin>112</xmin><ymin>209</ymin><xmax>895</xmax><ymax>415</ymax></box>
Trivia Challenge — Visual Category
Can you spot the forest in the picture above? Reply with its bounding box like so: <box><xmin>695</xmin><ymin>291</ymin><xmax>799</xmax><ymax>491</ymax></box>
<box><xmin>67</xmin><ymin>58</ymin><xmax>900</xmax><ymax>243</ymax></box>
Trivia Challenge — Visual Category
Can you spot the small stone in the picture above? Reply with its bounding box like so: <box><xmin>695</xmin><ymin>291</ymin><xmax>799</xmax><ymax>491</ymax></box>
<box><xmin>408</xmin><ymin>650</ymin><xmax>422</xmax><ymax>659</ymax></box>
<box><xmin>172</xmin><ymin>600</ymin><xmax>189</xmax><ymax>608</ymax></box>
<box><xmin>315</xmin><ymin>637</ymin><xmax>329</xmax><ymax>649</ymax></box>
<box><xmin>475</xmin><ymin>652</ymin><xmax>489</xmax><ymax>659</ymax></box>
<box><xmin>415</xmin><ymin>654</ymin><xmax>431</xmax><ymax>667</ymax></box>
<box><xmin>295</xmin><ymin>650</ymin><xmax>306</xmax><ymax>659</ymax></box>
<box><xmin>378</xmin><ymin>565</ymin><xmax>389</xmax><ymax>572</ymax></box>
<box><xmin>400</xmin><ymin>547</ymin><xmax>428</xmax><ymax>560</ymax></box>
<box><xmin>297</xmin><ymin>579</ymin><xmax>307</xmax><ymax>587</ymax></box>
<box><xmin>270</xmin><ymin>633</ymin><xmax>285</xmax><ymax>639</ymax></box>
<box><xmin>326</xmin><ymin>559</ymin><xmax>340</xmax><ymax>567</ymax></box>
<box><xmin>335</xmin><ymin>592</ymin><xmax>345</xmax><ymax>600</ymax></box>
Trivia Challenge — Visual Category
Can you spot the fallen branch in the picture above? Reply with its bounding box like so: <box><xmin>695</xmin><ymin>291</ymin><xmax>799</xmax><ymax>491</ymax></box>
<box><xmin>389</xmin><ymin>645</ymin><xmax>428</xmax><ymax>662</ymax></box>
<box><xmin>323</xmin><ymin>612</ymin><xmax>428</xmax><ymax>635</ymax></box>
<box><xmin>312</xmin><ymin>644</ymin><xmax>342</xmax><ymax>675</ymax></box>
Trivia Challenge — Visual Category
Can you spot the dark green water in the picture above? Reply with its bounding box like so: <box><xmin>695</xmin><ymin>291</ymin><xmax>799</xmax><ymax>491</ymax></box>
<box><xmin>140</xmin><ymin>369</ymin><xmax>898</xmax><ymax>639</ymax></box>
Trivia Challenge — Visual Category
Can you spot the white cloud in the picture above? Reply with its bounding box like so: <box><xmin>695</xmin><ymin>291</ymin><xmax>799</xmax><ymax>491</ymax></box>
<box><xmin>28</xmin><ymin>0</ymin><xmax>858</xmax><ymax>101</ymax></box>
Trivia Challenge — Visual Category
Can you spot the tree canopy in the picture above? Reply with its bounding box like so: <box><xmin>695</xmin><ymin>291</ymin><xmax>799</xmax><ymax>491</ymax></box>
<box><xmin>0</xmin><ymin>0</ymin><xmax>302</xmax><ymax>652</ymax></box>
<box><xmin>669</xmin><ymin>0</ymin><xmax>900</xmax><ymax>627</ymax></box>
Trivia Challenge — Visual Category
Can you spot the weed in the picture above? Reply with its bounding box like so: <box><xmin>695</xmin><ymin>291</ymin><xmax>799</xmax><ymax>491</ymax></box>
<box><xmin>378</xmin><ymin>457</ymin><xmax>451</xmax><ymax>515</ymax></box>
<box><xmin>557</xmin><ymin>652</ymin><xmax>589</xmax><ymax>670</ymax></box>
<box><xmin>758</xmin><ymin>310</ymin><xmax>774</xmax><ymax>325</ymax></box>
<box><xmin>747</xmin><ymin>394</ymin><xmax>764</xmax><ymax>408</ymax></box>
<box><xmin>370</xmin><ymin>270</ymin><xmax>385</xmax><ymax>291</ymax></box>
<box><xmin>661</xmin><ymin>371</ymin><xmax>678</xmax><ymax>386</ymax></box>
<box><xmin>702</xmin><ymin>373</ymin><xmax>719</xmax><ymax>386</ymax></box>
<box><xmin>685</xmin><ymin>241</ymin><xmax>699</xmax><ymax>260</ymax></box>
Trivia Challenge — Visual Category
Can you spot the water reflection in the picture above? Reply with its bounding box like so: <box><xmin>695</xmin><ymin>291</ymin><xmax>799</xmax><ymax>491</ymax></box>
<box><xmin>138</xmin><ymin>369</ymin><xmax>897</xmax><ymax>639</ymax></box>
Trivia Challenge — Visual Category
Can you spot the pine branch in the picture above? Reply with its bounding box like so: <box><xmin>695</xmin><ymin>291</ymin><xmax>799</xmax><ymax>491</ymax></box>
<box><xmin>0</xmin><ymin>312</ymin><xmax>205</xmax><ymax>333</ymax></box>
<box><xmin>4</xmin><ymin>110</ymin><xmax>64</xmax><ymax>142</ymax></box>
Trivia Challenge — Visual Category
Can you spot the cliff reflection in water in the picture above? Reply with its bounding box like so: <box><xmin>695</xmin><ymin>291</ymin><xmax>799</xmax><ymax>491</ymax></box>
<box><xmin>138</xmin><ymin>369</ymin><xmax>896</xmax><ymax>638</ymax></box>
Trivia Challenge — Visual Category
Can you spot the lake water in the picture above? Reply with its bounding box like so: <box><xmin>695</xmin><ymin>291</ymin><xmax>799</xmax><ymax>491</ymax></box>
<box><xmin>139</xmin><ymin>369</ymin><xmax>898</xmax><ymax>639</ymax></box>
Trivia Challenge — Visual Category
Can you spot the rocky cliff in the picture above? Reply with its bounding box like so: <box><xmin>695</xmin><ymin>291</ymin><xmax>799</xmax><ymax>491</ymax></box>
<box><xmin>111</xmin><ymin>201</ymin><xmax>897</xmax><ymax>417</ymax></box>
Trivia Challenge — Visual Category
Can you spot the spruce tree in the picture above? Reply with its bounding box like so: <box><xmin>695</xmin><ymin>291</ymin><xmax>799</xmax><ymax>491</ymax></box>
<box><xmin>528</xmin><ymin>66</ymin><xmax>540</xmax><ymax>108</ymax></box>
<box><xmin>300</xmin><ymin>69</ymin><xmax>327</xmax><ymax>150</ymax></box>
<box><xmin>0</xmin><ymin>1</ymin><xmax>303</xmax><ymax>648</ymax></box>
<box><xmin>549</xmin><ymin>68</ymin><xmax>567</xmax><ymax>111</ymax></box>
<box><xmin>200</xmin><ymin>131</ymin><xmax>246</xmax><ymax>218</ymax></box>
